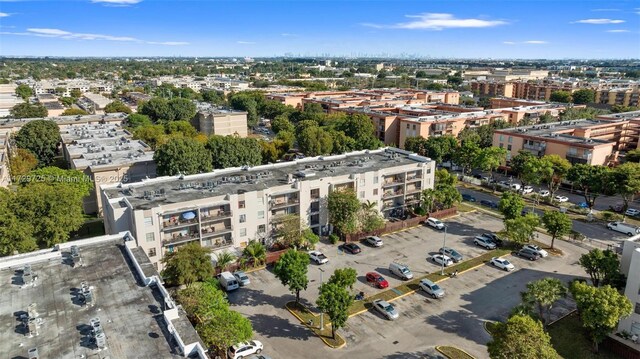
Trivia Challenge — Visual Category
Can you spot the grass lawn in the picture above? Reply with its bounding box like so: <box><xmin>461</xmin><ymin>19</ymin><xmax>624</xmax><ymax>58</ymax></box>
<box><xmin>285</xmin><ymin>301</ymin><xmax>345</xmax><ymax>348</ymax></box>
<box><xmin>548</xmin><ymin>312</ymin><xmax>620</xmax><ymax>359</ymax></box>
<box><xmin>436</xmin><ymin>345</ymin><xmax>476</xmax><ymax>359</ymax></box>
<box><xmin>348</xmin><ymin>249</ymin><xmax>511</xmax><ymax>316</ymax></box>
<box><xmin>457</xmin><ymin>202</ymin><xmax>477</xmax><ymax>213</ymax></box>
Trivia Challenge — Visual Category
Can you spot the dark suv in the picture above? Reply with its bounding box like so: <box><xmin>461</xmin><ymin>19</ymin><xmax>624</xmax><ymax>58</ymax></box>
<box><xmin>480</xmin><ymin>200</ymin><xmax>498</xmax><ymax>209</ymax></box>
<box><xmin>516</xmin><ymin>247</ymin><xmax>541</xmax><ymax>261</ymax></box>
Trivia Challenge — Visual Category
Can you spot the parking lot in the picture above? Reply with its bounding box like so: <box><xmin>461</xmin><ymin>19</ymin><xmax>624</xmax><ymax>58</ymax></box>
<box><xmin>228</xmin><ymin>212</ymin><xmax>589</xmax><ymax>359</ymax></box>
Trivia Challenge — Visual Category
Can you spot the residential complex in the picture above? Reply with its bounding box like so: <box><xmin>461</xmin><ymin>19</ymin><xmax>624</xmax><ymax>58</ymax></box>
<box><xmin>192</xmin><ymin>104</ymin><xmax>248</xmax><ymax>137</ymax></box>
<box><xmin>0</xmin><ymin>232</ymin><xmax>206</xmax><ymax>359</ymax></box>
<box><xmin>21</xmin><ymin>79</ymin><xmax>114</xmax><ymax>97</ymax></box>
<box><xmin>151</xmin><ymin>75</ymin><xmax>250</xmax><ymax>92</ymax></box>
<box><xmin>618</xmin><ymin>236</ymin><xmax>640</xmax><ymax>343</ymax></box>
<box><xmin>79</xmin><ymin>93</ymin><xmax>113</xmax><ymax>114</ymax></box>
<box><xmin>0</xmin><ymin>83</ymin><xmax>24</xmax><ymax>118</ymax></box>
<box><xmin>101</xmin><ymin>147</ymin><xmax>435</xmax><ymax>270</ymax></box>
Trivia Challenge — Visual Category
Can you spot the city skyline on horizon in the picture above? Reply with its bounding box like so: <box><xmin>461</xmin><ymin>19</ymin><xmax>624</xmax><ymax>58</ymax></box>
<box><xmin>0</xmin><ymin>0</ymin><xmax>639</xmax><ymax>59</ymax></box>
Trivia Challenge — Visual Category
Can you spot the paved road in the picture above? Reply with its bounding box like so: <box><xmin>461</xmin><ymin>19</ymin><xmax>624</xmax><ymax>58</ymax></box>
<box><xmin>457</xmin><ymin>186</ymin><xmax>627</xmax><ymax>244</ymax></box>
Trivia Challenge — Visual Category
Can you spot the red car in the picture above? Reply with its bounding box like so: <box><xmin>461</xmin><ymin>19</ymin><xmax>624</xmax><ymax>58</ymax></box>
<box><xmin>366</xmin><ymin>272</ymin><xmax>389</xmax><ymax>289</ymax></box>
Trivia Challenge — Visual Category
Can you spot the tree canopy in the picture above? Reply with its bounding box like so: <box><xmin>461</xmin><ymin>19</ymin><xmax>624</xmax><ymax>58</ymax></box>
<box><xmin>10</xmin><ymin>102</ymin><xmax>48</xmax><ymax>119</ymax></box>
<box><xmin>328</xmin><ymin>189</ymin><xmax>362</xmax><ymax>237</ymax></box>
<box><xmin>521</xmin><ymin>278</ymin><xmax>567</xmax><ymax>326</ymax></box>
<box><xmin>503</xmin><ymin>214</ymin><xmax>540</xmax><ymax>246</ymax></box>
<box><xmin>499</xmin><ymin>191</ymin><xmax>525</xmax><ymax>220</ymax></box>
<box><xmin>571</xmin><ymin>89</ymin><xmax>595</xmax><ymax>104</ymax></box>
<box><xmin>317</xmin><ymin>282</ymin><xmax>353</xmax><ymax>339</ymax></box>
<box><xmin>206</xmin><ymin>135</ymin><xmax>262</xmax><ymax>169</ymax></box>
<box><xmin>14</xmin><ymin>120</ymin><xmax>60</xmax><ymax>166</ymax></box>
<box><xmin>273</xmin><ymin>249</ymin><xmax>310</xmax><ymax>304</ymax></box>
<box><xmin>578</xmin><ymin>249</ymin><xmax>621</xmax><ymax>287</ymax></box>
<box><xmin>15</xmin><ymin>84</ymin><xmax>33</xmax><ymax>100</ymax></box>
<box><xmin>104</xmin><ymin>99</ymin><xmax>132</xmax><ymax>114</ymax></box>
<box><xmin>487</xmin><ymin>315</ymin><xmax>559</xmax><ymax>359</ymax></box>
<box><xmin>61</xmin><ymin>108</ymin><xmax>88</xmax><ymax>116</ymax></box>
<box><xmin>549</xmin><ymin>90</ymin><xmax>572</xmax><ymax>103</ymax></box>
<box><xmin>161</xmin><ymin>243</ymin><xmax>214</xmax><ymax>287</ymax></box>
<box><xmin>154</xmin><ymin>137</ymin><xmax>212</xmax><ymax>176</ymax></box>
<box><xmin>541</xmin><ymin>211</ymin><xmax>572</xmax><ymax>249</ymax></box>
<box><xmin>567</xmin><ymin>164</ymin><xmax>611</xmax><ymax>210</ymax></box>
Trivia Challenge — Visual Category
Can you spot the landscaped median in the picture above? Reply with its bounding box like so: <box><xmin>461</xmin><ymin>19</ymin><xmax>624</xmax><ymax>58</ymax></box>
<box><xmin>347</xmin><ymin>249</ymin><xmax>511</xmax><ymax>317</ymax></box>
<box><xmin>435</xmin><ymin>345</ymin><xmax>476</xmax><ymax>359</ymax></box>
<box><xmin>285</xmin><ymin>301</ymin><xmax>346</xmax><ymax>349</ymax></box>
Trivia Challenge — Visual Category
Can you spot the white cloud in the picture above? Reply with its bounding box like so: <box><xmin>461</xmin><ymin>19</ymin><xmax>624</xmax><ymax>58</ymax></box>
<box><xmin>237</xmin><ymin>41</ymin><xmax>256</xmax><ymax>44</ymax></box>
<box><xmin>606</xmin><ymin>29</ymin><xmax>630</xmax><ymax>33</ymax></box>
<box><xmin>91</xmin><ymin>0</ymin><xmax>142</xmax><ymax>4</ymax></box>
<box><xmin>281</xmin><ymin>33</ymin><xmax>298</xmax><ymax>37</ymax></box>
<box><xmin>573</xmin><ymin>18</ymin><xmax>625</xmax><ymax>24</ymax></box>
<box><xmin>0</xmin><ymin>12</ymin><xmax>9</xmax><ymax>17</ymax></box>
<box><xmin>147</xmin><ymin>41</ymin><xmax>189</xmax><ymax>46</ymax></box>
<box><xmin>503</xmin><ymin>41</ymin><xmax>516</xmax><ymax>45</ymax></box>
<box><xmin>362</xmin><ymin>13</ymin><xmax>508</xmax><ymax>30</ymax></box>
<box><xmin>2</xmin><ymin>27</ymin><xmax>187</xmax><ymax>45</ymax></box>
<box><xmin>591</xmin><ymin>8</ymin><xmax>620</xmax><ymax>12</ymax></box>
<box><xmin>524</xmin><ymin>40</ymin><xmax>548</xmax><ymax>44</ymax></box>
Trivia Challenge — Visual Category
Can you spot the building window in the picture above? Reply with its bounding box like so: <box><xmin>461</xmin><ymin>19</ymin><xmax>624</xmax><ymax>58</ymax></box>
<box><xmin>258</xmin><ymin>224</ymin><xmax>266</xmax><ymax>233</ymax></box>
<box><xmin>239</xmin><ymin>200</ymin><xmax>246</xmax><ymax>209</ymax></box>
<box><xmin>258</xmin><ymin>211</ymin><xmax>265</xmax><ymax>219</ymax></box>
<box><xmin>239</xmin><ymin>214</ymin><xmax>246</xmax><ymax>223</ymax></box>
<box><xmin>360</xmin><ymin>178</ymin><xmax>365</xmax><ymax>186</ymax></box>
<box><xmin>507</xmin><ymin>144</ymin><xmax>512</xmax><ymax>151</ymax></box>
<box><xmin>406</xmin><ymin>124</ymin><xmax>410</xmax><ymax>129</ymax></box>
<box><xmin>360</xmin><ymin>191</ymin><xmax>365</xmax><ymax>198</ymax></box>
<box><xmin>636</xmin><ymin>303</ymin><xmax>640</xmax><ymax>315</ymax></box>
<box><xmin>373</xmin><ymin>176</ymin><xmax>379</xmax><ymax>184</ymax></box>
<box><xmin>310</xmin><ymin>188</ymin><xmax>320</xmax><ymax>199</ymax></box>
<box><xmin>499</xmin><ymin>143</ymin><xmax>504</xmax><ymax>148</ymax></box>
<box><xmin>148</xmin><ymin>248</ymin><xmax>156</xmax><ymax>257</ymax></box>
<box><xmin>257</xmin><ymin>197</ymin><xmax>264</xmax><ymax>205</ymax></box>
<box><xmin>373</xmin><ymin>189</ymin><xmax>378</xmax><ymax>196</ymax></box>
<box><xmin>144</xmin><ymin>217</ymin><xmax>153</xmax><ymax>226</ymax></box>
<box><xmin>508</xmin><ymin>136</ymin><xmax>512</xmax><ymax>143</ymax></box>
<box><xmin>145</xmin><ymin>233</ymin><xmax>155</xmax><ymax>242</ymax></box>
<box><xmin>240</xmin><ymin>228</ymin><xmax>247</xmax><ymax>237</ymax></box>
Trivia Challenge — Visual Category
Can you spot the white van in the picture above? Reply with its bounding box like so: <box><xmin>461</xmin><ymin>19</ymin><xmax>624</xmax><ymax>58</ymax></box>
<box><xmin>389</xmin><ymin>262</ymin><xmax>413</xmax><ymax>280</ymax></box>
<box><xmin>219</xmin><ymin>271</ymin><xmax>240</xmax><ymax>291</ymax></box>
<box><xmin>607</xmin><ymin>222</ymin><xmax>640</xmax><ymax>237</ymax></box>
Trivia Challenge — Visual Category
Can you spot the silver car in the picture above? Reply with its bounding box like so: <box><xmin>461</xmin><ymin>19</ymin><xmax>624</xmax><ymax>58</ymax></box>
<box><xmin>233</xmin><ymin>271</ymin><xmax>250</xmax><ymax>286</ymax></box>
<box><xmin>373</xmin><ymin>299</ymin><xmax>399</xmax><ymax>320</ymax></box>
<box><xmin>419</xmin><ymin>279</ymin><xmax>445</xmax><ymax>299</ymax></box>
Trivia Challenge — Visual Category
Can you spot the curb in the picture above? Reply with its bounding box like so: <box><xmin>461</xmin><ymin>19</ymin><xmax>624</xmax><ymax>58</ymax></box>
<box><xmin>482</xmin><ymin>320</ymin><xmax>499</xmax><ymax>335</ymax></box>
<box><xmin>285</xmin><ymin>302</ymin><xmax>346</xmax><ymax>349</ymax></box>
<box><xmin>435</xmin><ymin>345</ymin><xmax>476</xmax><ymax>359</ymax></box>
<box><xmin>243</xmin><ymin>265</ymin><xmax>266</xmax><ymax>274</ymax></box>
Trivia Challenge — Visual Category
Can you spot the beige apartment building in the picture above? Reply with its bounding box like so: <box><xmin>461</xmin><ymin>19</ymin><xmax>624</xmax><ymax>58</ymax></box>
<box><xmin>191</xmin><ymin>108</ymin><xmax>248</xmax><ymax>136</ymax></box>
<box><xmin>101</xmin><ymin>148</ymin><xmax>435</xmax><ymax>270</ymax></box>
<box><xmin>595</xmin><ymin>88</ymin><xmax>640</xmax><ymax>107</ymax></box>
<box><xmin>618</xmin><ymin>237</ymin><xmax>640</xmax><ymax>345</ymax></box>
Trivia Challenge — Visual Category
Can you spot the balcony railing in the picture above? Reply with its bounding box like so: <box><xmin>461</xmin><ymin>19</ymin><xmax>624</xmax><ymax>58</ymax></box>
<box><xmin>162</xmin><ymin>218</ymin><xmax>198</xmax><ymax>231</ymax></box>
<box><xmin>201</xmin><ymin>226</ymin><xmax>233</xmax><ymax>238</ymax></box>
<box><xmin>270</xmin><ymin>198</ymin><xmax>300</xmax><ymax>209</ymax></box>
<box><xmin>201</xmin><ymin>210</ymin><xmax>233</xmax><ymax>223</ymax></box>
<box><xmin>383</xmin><ymin>179</ymin><xmax>404</xmax><ymax>187</ymax></box>
<box><xmin>405</xmin><ymin>187</ymin><xmax>422</xmax><ymax>195</ymax></box>
<box><xmin>202</xmin><ymin>235</ymin><xmax>233</xmax><ymax>249</ymax></box>
<box><xmin>406</xmin><ymin>175</ymin><xmax>422</xmax><ymax>182</ymax></box>
<box><xmin>383</xmin><ymin>190</ymin><xmax>404</xmax><ymax>199</ymax></box>
<box><xmin>162</xmin><ymin>232</ymin><xmax>200</xmax><ymax>246</ymax></box>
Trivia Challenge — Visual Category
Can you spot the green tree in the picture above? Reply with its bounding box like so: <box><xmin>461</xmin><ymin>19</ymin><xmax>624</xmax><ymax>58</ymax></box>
<box><xmin>61</xmin><ymin>108</ymin><xmax>88</xmax><ymax>116</ymax></box>
<box><xmin>510</xmin><ymin>150</ymin><xmax>535</xmax><ymax>182</ymax></box>
<box><xmin>433</xmin><ymin>169</ymin><xmax>462</xmax><ymax>209</ymax></box>
<box><xmin>242</xmin><ymin>240</ymin><xmax>266</xmax><ymax>267</ymax></box>
<box><xmin>0</xmin><ymin>189</ymin><xmax>37</xmax><ymax>255</ymax></box>
<box><xmin>457</xmin><ymin>127</ymin><xmax>482</xmax><ymax>145</ymax></box>
<box><xmin>271</xmin><ymin>115</ymin><xmax>295</xmax><ymax>134</ymax></box>
<box><xmin>541</xmin><ymin>211</ymin><xmax>572</xmax><ymax>249</ymax></box>
<box><xmin>539</xmin><ymin>155</ymin><xmax>571</xmax><ymax>199</ymax></box>
<box><xmin>328</xmin><ymin>189</ymin><xmax>362</xmax><ymax>238</ymax></box>
<box><xmin>610</xmin><ymin>162</ymin><xmax>640</xmax><ymax>218</ymax></box>
<box><xmin>499</xmin><ymin>191</ymin><xmax>525</xmax><ymax>220</ymax></box>
<box><xmin>571</xmin><ymin>89</ymin><xmax>595</xmax><ymax>104</ymax></box>
<box><xmin>625</xmin><ymin>149</ymin><xmax>640</xmax><ymax>163</ymax></box>
<box><xmin>201</xmin><ymin>90</ymin><xmax>226</xmax><ymax>106</ymax></box>
<box><xmin>567</xmin><ymin>164</ymin><xmax>611</xmax><ymax>210</ymax></box>
<box><xmin>168</xmin><ymin>98</ymin><xmax>197</xmax><ymax>122</ymax></box>
<box><xmin>521</xmin><ymin>278</ymin><xmax>567</xmax><ymax>326</ymax></box>
<box><xmin>161</xmin><ymin>243</ymin><xmax>214</xmax><ymax>287</ymax></box>
<box><xmin>455</xmin><ymin>140</ymin><xmax>481</xmax><ymax>175</ymax></box>
<box><xmin>300</xmin><ymin>228</ymin><xmax>320</xmax><ymax>250</ymax></box>
<box><xmin>327</xmin><ymin>267</ymin><xmax>357</xmax><ymax>290</ymax></box>
<box><xmin>15</xmin><ymin>84</ymin><xmax>33</xmax><ymax>100</ymax></box>
<box><xmin>206</xmin><ymin>135</ymin><xmax>262</xmax><ymax>169</ymax></box>
<box><xmin>154</xmin><ymin>137</ymin><xmax>212</xmax><ymax>176</ymax></box>
<box><xmin>165</xmin><ymin>120</ymin><xmax>197</xmax><ymax>138</ymax></box>
<box><xmin>503</xmin><ymin>214</ymin><xmax>540</xmax><ymax>246</ymax></box>
<box><xmin>273</xmin><ymin>249</ymin><xmax>310</xmax><ymax>304</ymax></box>
<box><xmin>104</xmin><ymin>100</ymin><xmax>132</xmax><ymax>114</ymax></box>
<box><xmin>59</xmin><ymin>97</ymin><xmax>75</xmax><ymax>107</ymax></box>
<box><xmin>197</xmin><ymin>308</ymin><xmax>253</xmax><ymax>356</ymax></box>
<box><xmin>549</xmin><ymin>90</ymin><xmax>572</xmax><ymax>103</ymax></box>
<box><xmin>132</xmin><ymin>124</ymin><xmax>167</xmax><ymax>149</ymax></box>
<box><xmin>406</xmin><ymin>135</ymin><xmax>458</xmax><ymax>163</ymax></box>
<box><xmin>421</xmin><ymin>188</ymin><xmax>437</xmax><ymax>213</ymax></box>
<box><xmin>23</xmin><ymin>167</ymin><xmax>93</xmax><ymax>199</ymax></box>
<box><xmin>14</xmin><ymin>120</ymin><xmax>60</xmax><ymax>166</ymax></box>
<box><xmin>570</xmin><ymin>281</ymin><xmax>632</xmax><ymax>352</ymax></box>
<box><xmin>328</xmin><ymin>129</ymin><xmax>356</xmax><ymax>154</ymax></box>
<box><xmin>214</xmin><ymin>251</ymin><xmax>236</xmax><ymax>272</ymax></box>
<box><xmin>334</xmin><ymin>113</ymin><xmax>382</xmax><ymax>150</ymax></box>
<box><xmin>578</xmin><ymin>249</ymin><xmax>621</xmax><ymax>287</ymax></box>
<box><xmin>274</xmin><ymin>214</ymin><xmax>302</xmax><ymax>248</ymax></box>
<box><xmin>476</xmin><ymin>147</ymin><xmax>507</xmax><ymax>183</ymax></box>
<box><xmin>126</xmin><ymin>113</ymin><xmax>153</xmax><ymax>128</ymax></box>
<box><xmin>296</xmin><ymin>125</ymin><xmax>333</xmax><ymax>156</ymax></box>
<box><xmin>70</xmin><ymin>89</ymin><xmax>82</xmax><ymax>99</ymax></box>
<box><xmin>487</xmin><ymin>315</ymin><xmax>559</xmax><ymax>359</ymax></box>
<box><xmin>8</xmin><ymin>148</ymin><xmax>38</xmax><ymax>177</ymax></box>
<box><xmin>316</xmin><ymin>282</ymin><xmax>353</xmax><ymax>339</ymax></box>
<box><xmin>10</xmin><ymin>102</ymin><xmax>48</xmax><ymax>118</ymax></box>
<box><xmin>229</xmin><ymin>93</ymin><xmax>259</xmax><ymax>127</ymax></box>
<box><xmin>138</xmin><ymin>97</ymin><xmax>170</xmax><ymax>122</ymax></box>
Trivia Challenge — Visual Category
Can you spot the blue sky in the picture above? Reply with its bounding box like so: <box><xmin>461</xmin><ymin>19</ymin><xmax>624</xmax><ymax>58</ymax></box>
<box><xmin>0</xmin><ymin>0</ymin><xmax>639</xmax><ymax>58</ymax></box>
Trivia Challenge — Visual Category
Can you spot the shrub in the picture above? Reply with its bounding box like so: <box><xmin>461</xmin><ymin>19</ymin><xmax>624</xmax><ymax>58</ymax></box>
<box><xmin>329</xmin><ymin>234</ymin><xmax>339</xmax><ymax>244</ymax></box>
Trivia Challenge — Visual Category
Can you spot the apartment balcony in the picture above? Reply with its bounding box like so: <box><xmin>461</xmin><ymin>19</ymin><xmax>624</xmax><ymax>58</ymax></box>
<box><xmin>566</xmin><ymin>153</ymin><xmax>591</xmax><ymax>164</ymax></box>
<box><xmin>201</xmin><ymin>224</ymin><xmax>233</xmax><ymax>238</ymax></box>
<box><xmin>270</xmin><ymin>198</ymin><xmax>300</xmax><ymax>210</ymax></box>
<box><xmin>405</xmin><ymin>186</ymin><xmax>422</xmax><ymax>195</ymax></box>
<box><xmin>382</xmin><ymin>201</ymin><xmax>404</xmax><ymax>211</ymax></box>
<box><xmin>162</xmin><ymin>217</ymin><xmax>198</xmax><ymax>231</ymax></box>
<box><xmin>382</xmin><ymin>179</ymin><xmax>404</xmax><ymax>188</ymax></box>
<box><xmin>162</xmin><ymin>232</ymin><xmax>200</xmax><ymax>247</ymax></box>
<box><xmin>523</xmin><ymin>143</ymin><xmax>546</xmax><ymax>152</ymax></box>
<box><xmin>200</xmin><ymin>210</ymin><xmax>233</xmax><ymax>223</ymax></box>
<box><xmin>383</xmin><ymin>190</ymin><xmax>404</xmax><ymax>199</ymax></box>
<box><xmin>202</xmin><ymin>234</ymin><xmax>233</xmax><ymax>250</ymax></box>
<box><xmin>406</xmin><ymin>174</ymin><xmax>422</xmax><ymax>183</ymax></box>
<box><xmin>405</xmin><ymin>196</ymin><xmax>421</xmax><ymax>205</ymax></box>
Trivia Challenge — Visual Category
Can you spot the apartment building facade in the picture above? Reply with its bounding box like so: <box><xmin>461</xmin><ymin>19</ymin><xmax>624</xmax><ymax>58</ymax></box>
<box><xmin>101</xmin><ymin>148</ymin><xmax>435</xmax><ymax>269</ymax></box>
<box><xmin>595</xmin><ymin>88</ymin><xmax>640</xmax><ymax>108</ymax></box>
<box><xmin>191</xmin><ymin>108</ymin><xmax>249</xmax><ymax>137</ymax></box>
<box><xmin>618</xmin><ymin>237</ymin><xmax>640</xmax><ymax>340</ymax></box>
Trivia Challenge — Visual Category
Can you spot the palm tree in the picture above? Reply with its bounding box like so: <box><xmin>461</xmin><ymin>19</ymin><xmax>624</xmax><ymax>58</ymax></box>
<box><xmin>242</xmin><ymin>240</ymin><xmax>266</xmax><ymax>267</ymax></box>
<box><xmin>421</xmin><ymin>189</ymin><xmax>436</xmax><ymax>213</ymax></box>
<box><xmin>215</xmin><ymin>251</ymin><xmax>236</xmax><ymax>272</ymax></box>
<box><xmin>361</xmin><ymin>200</ymin><xmax>377</xmax><ymax>213</ymax></box>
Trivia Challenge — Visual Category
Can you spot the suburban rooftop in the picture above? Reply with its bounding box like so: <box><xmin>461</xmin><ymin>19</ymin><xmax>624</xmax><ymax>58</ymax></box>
<box><xmin>495</xmin><ymin>119</ymin><xmax>614</xmax><ymax>145</ymax></box>
<box><xmin>0</xmin><ymin>112</ymin><xmax>128</xmax><ymax>130</ymax></box>
<box><xmin>103</xmin><ymin>147</ymin><xmax>432</xmax><ymax>210</ymax></box>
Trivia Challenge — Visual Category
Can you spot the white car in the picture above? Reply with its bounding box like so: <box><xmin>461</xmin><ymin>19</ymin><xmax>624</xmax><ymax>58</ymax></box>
<box><xmin>426</xmin><ymin>217</ymin><xmax>445</xmax><ymax>230</ymax></box>
<box><xmin>554</xmin><ymin>195</ymin><xmax>569</xmax><ymax>203</ymax></box>
<box><xmin>490</xmin><ymin>257</ymin><xmax>515</xmax><ymax>272</ymax></box>
<box><xmin>539</xmin><ymin>190</ymin><xmax>550</xmax><ymax>197</ymax></box>
<box><xmin>511</xmin><ymin>183</ymin><xmax>522</xmax><ymax>191</ymax></box>
<box><xmin>521</xmin><ymin>186</ymin><xmax>533</xmax><ymax>194</ymax></box>
<box><xmin>228</xmin><ymin>340</ymin><xmax>263</xmax><ymax>359</ymax></box>
<box><xmin>523</xmin><ymin>244</ymin><xmax>549</xmax><ymax>258</ymax></box>
<box><xmin>625</xmin><ymin>208</ymin><xmax>640</xmax><ymax>217</ymax></box>
<box><xmin>308</xmin><ymin>250</ymin><xmax>328</xmax><ymax>265</ymax></box>
<box><xmin>365</xmin><ymin>236</ymin><xmax>383</xmax><ymax>247</ymax></box>
<box><xmin>431</xmin><ymin>254</ymin><xmax>453</xmax><ymax>267</ymax></box>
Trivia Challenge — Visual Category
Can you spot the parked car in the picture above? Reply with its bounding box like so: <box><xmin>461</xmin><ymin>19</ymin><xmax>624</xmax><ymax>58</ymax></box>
<box><xmin>365</xmin><ymin>236</ymin><xmax>383</xmax><ymax>247</ymax></box>
<box><xmin>219</xmin><ymin>271</ymin><xmax>240</xmax><ymax>292</ymax></box>
<box><xmin>462</xmin><ymin>193</ymin><xmax>476</xmax><ymax>202</ymax></box>
<box><xmin>521</xmin><ymin>186</ymin><xmax>533</xmax><ymax>194</ymax></box>
<box><xmin>516</xmin><ymin>248</ymin><xmax>541</xmax><ymax>261</ymax></box>
<box><xmin>431</xmin><ymin>254</ymin><xmax>453</xmax><ymax>267</ymax></box>
<box><xmin>228</xmin><ymin>341</ymin><xmax>263</xmax><ymax>359</ymax></box>
<box><xmin>439</xmin><ymin>247</ymin><xmax>463</xmax><ymax>263</ymax></box>
<box><xmin>389</xmin><ymin>262</ymin><xmax>413</xmax><ymax>280</ymax></box>
<box><xmin>366</xmin><ymin>272</ymin><xmax>389</xmax><ymax>289</ymax></box>
<box><xmin>539</xmin><ymin>190</ymin><xmax>550</xmax><ymax>197</ymax></box>
<box><xmin>308</xmin><ymin>250</ymin><xmax>329</xmax><ymax>264</ymax></box>
<box><xmin>554</xmin><ymin>195</ymin><xmax>569</xmax><ymax>203</ymax></box>
<box><xmin>480</xmin><ymin>233</ymin><xmax>504</xmax><ymax>247</ymax></box>
<box><xmin>474</xmin><ymin>236</ymin><xmax>497</xmax><ymax>250</ymax></box>
<box><xmin>248</xmin><ymin>355</ymin><xmax>272</xmax><ymax>359</ymax></box>
<box><xmin>523</xmin><ymin>244</ymin><xmax>549</xmax><ymax>258</ymax></box>
<box><xmin>625</xmin><ymin>208</ymin><xmax>640</xmax><ymax>217</ymax></box>
<box><xmin>490</xmin><ymin>257</ymin><xmax>515</xmax><ymax>271</ymax></box>
<box><xmin>233</xmin><ymin>271</ymin><xmax>251</xmax><ymax>286</ymax></box>
<box><xmin>373</xmin><ymin>299</ymin><xmax>399</xmax><ymax>320</ymax></box>
<box><xmin>426</xmin><ymin>217</ymin><xmax>445</xmax><ymax>230</ymax></box>
<box><xmin>340</xmin><ymin>243</ymin><xmax>362</xmax><ymax>254</ymax></box>
<box><xmin>521</xmin><ymin>208</ymin><xmax>538</xmax><ymax>216</ymax></box>
<box><xmin>511</xmin><ymin>183</ymin><xmax>522</xmax><ymax>191</ymax></box>
<box><xmin>498</xmin><ymin>180</ymin><xmax>510</xmax><ymax>188</ymax></box>
<box><xmin>480</xmin><ymin>199</ymin><xmax>498</xmax><ymax>209</ymax></box>
<box><xmin>419</xmin><ymin>279</ymin><xmax>445</xmax><ymax>298</ymax></box>
<box><xmin>577</xmin><ymin>202</ymin><xmax>589</xmax><ymax>209</ymax></box>
<box><xmin>607</xmin><ymin>221</ymin><xmax>640</xmax><ymax>236</ymax></box>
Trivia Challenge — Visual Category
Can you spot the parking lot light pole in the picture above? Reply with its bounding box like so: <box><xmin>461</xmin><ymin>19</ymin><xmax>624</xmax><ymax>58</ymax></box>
<box><xmin>318</xmin><ymin>267</ymin><xmax>325</xmax><ymax>330</ymax></box>
<box><xmin>441</xmin><ymin>225</ymin><xmax>448</xmax><ymax>275</ymax></box>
